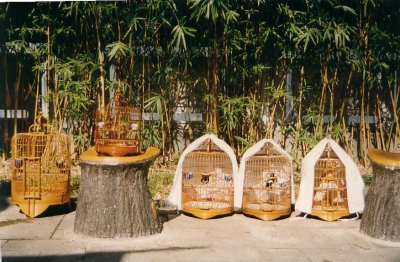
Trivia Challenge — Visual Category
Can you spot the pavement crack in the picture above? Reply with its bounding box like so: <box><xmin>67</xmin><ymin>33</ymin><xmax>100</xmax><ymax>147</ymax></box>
<box><xmin>49</xmin><ymin>214</ymin><xmax>65</xmax><ymax>239</ymax></box>
<box><xmin>1</xmin><ymin>239</ymin><xmax>9</xmax><ymax>248</ymax></box>
<box><xmin>352</xmin><ymin>244</ymin><xmax>370</xmax><ymax>250</ymax></box>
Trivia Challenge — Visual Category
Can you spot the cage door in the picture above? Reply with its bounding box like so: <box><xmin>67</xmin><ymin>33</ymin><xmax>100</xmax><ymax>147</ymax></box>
<box><xmin>23</xmin><ymin>158</ymin><xmax>42</xmax><ymax>199</ymax></box>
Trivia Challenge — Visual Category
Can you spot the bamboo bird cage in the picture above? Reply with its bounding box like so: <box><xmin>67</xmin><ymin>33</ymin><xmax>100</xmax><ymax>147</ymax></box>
<box><xmin>11</xmin><ymin>113</ymin><xmax>71</xmax><ymax>218</ymax></box>
<box><xmin>95</xmin><ymin>92</ymin><xmax>141</xmax><ymax>157</ymax></box>
<box><xmin>181</xmin><ymin>139</ymin><xmax>234</xmax><ymax>219</ymax></box>
<box><xmin>311</xmin><ymin>143</ymin><xmax>349</xmax><ymax>221</ymax></box>
<box><xmin>242</xmin><ymin>142</ymin><xmax>292</xmax><ymax>220</ymax></box>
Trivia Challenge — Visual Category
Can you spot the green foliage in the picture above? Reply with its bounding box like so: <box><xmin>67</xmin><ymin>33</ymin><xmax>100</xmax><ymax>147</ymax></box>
<box><xmin>235</xmin><ymin>136</ymin><xmax>253</xmax><ymax>157</ymax></box>
<box><xmin>1</xmin><ymin>1</ymin><xmax>399</xmax><ymax>164</ymax></box>
<box><xmin>171</xmin><ymin>18</ymin><xmax>196</xmax><ymax>50</ymax></box>
<box><xmin>70</xmin><ymin>175</ymin><xmax>80</xmax><ymax>196</ymax></box>
<box><xmin>148</xmin><ymin>167</ymin><xmax>174</xmax><ymax>199</ymax></box>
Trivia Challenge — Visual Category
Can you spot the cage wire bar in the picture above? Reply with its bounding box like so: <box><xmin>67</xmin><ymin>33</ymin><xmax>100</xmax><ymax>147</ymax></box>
<box><xmin>11</xmin><ymin>113</ymin><xmax>71</xmax><ymax>218</ymax></box>
<box><xmin>311</xmin><ymin>143</ymin><xmax>349</xmax><ymax>221</ymax></box>
<box><xmin>95</xmin><ymin>91</ymin><xmax>141</xmax><ymax>157</ymax></box>
<box><xmin>242</xmin><ymin>142</ymin><xmax>292</xmax><ymax>220</ymax></box>
<box><xmin>181</xmin><ymin>139</ymin><xmax>234</xmax><ymax>219</ymax></box>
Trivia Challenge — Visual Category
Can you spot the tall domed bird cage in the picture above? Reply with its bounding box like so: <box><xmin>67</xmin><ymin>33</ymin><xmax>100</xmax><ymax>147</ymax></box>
<box><xmin>11</xmin><ymin>113</ymin><xmax>71</xmax><ymax>218</ymax></box>
<box><xmin>296</xmin><ymin>138</ymin><xmax>365</xmax><ymax>222</ymax></box>
<box><xmin>177</xmin><ymin>136</ymin><xmax>236</xmax><ymax>219</ymax></box>
<box><xmin>240</xmin><ymin>140</ymin><xmax>293</xmax><ymax>220</ymax></box>
<box><xmin>95</xmin><ymin>92</ymin><xmax>141</xmax><ymax>157</ymax></box>
<box><xmin>181</xmin><ymin>139</ymin><xmax>234</xmax><ymax>219</ymax></box>
<box><xmin>311</xmin><ymin>143</ymin><xmax>349</xmax><ymax>221</ymax></box>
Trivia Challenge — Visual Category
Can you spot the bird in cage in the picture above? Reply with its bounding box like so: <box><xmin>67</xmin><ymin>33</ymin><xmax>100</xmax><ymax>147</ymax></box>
<box><xmin>185</xmin><ymin>172</ymin><xmax>193</xmax><ymax>180</ymax></box>
<box><xmin>276</xmin><ymin>170</ymin><xmax>289</xmax><ymax>187</ymax></box>
<box><xmin>56</xmin><ymin>158</ymin><xmax>65</xmax><ymax>169</ymax></box>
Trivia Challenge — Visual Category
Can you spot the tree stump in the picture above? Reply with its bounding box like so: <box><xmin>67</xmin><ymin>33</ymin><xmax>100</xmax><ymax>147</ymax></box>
<box><xmin>360</xmin><ymin>149</ymin><xmax>400</xmax><ymax>242</ymax></box>
<box><xmin>74</xmin><ymin>147</ymin><xmax>162</xmax><ymax>238</ymax></box>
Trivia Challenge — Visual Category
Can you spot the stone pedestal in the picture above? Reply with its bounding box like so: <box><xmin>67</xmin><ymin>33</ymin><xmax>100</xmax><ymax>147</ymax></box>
<box><xmin>360</xmin><ymin>149</ymin><xmax>400</xmax><ymax>242</ymax></box>
<box><xmin>74</xmin><ymin>147</ymin><xmax>162</xmax><ymax>238</ymax></box>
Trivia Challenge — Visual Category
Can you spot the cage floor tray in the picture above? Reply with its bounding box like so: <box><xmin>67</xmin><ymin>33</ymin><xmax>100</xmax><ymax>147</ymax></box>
<box><xmin>183</xmin><ymin>201</ymin><xmax>233</xmax><ymax>219</ymax></box>
<box><xmin>96</xmin><ymin>145</ymin><xmax>140</xmax><ymax>157</ymax></box>
<box><xmin>311</xmin><ymin>207</ymin><xmax>350</xmax><ymax>221</ymax></box>
<box><xmin>243</xmin><ymin>203</ymin><xmax>291</xmax><ymax>221</ymax></box>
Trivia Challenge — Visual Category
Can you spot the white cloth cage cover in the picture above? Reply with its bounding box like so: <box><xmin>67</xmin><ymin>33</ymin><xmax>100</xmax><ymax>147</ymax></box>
<box><xmin>167</xmin><ymin>134</ymin><xmax>240</xmax><ymax>210</ymax></box>
<box><xmin>237</xmin><ymin>139</ymin><xmax>295</xmax><ymax>209</ymax></box>
<box><xmin>295</xmin><ymin>138</ymin><xmax>365</xmax><ymax>214</ymax></box>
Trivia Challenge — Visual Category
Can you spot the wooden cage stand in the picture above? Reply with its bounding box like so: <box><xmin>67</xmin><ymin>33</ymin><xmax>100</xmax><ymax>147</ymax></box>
<box><xmin>360</xmin><ymin>149</ymin><xmax>400</xmax><ymax>242</ymax></box>
<box><xmin>74</xmin><ymin>147</ymin><xmax>162</xmax><ymax>238</ymax></box>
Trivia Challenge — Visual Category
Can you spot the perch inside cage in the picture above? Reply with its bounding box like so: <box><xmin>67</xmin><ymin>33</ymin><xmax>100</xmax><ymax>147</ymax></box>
<box><xmin>311</xmin><ymin>143</ymin><xmax>349</xmax><ymax>221</ymax></box>
<box><xmin>11</xmin><ymin>113</ymin><xmax>71</xmax><ymax>218</ymax></box>
<box><xmin>241</xmin><ymin>140</ymin><xmax>292</xmax><ymax>220</ymax></box>
<box><xmin>181</xmin><ymin>138</ymin><xmax>235</xmax><ymax>219</ymax></box>
<box><xmin>95</xmin><ymin>92</ymin><xmax>141</xmax><ymax>157</ymax></box>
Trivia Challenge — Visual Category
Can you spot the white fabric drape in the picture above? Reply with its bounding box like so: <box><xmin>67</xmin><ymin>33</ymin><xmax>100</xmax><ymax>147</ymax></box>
<box><xmin>295</xmin><ymin>138</ymin><xmax>365</xmax><ymax>214</ymax></box>
<box><xmin>237</xmin><ymin>139</ymin><xmax>295</xmax><ymax>209</ymax></box>
<box><xmin>167</xmin><ymin>134</ymin><xmax>240</xmax><ymax>210</ymax></box>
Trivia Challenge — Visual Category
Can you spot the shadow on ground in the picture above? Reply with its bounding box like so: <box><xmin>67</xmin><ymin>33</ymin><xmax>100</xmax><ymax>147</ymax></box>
<box><xmin>35</xmin><ymin>197</ymin><xmax>78</xmax><ymax>218</ymax></box>
<box><xmin>0</xmin><ymin>180</ymin><xmax>11</xmax><ymax>212</ymax></box>
<box><xmin>3</xmin><ymin>246</ymin><xmax>208</xmax><ymax>262</ymax></box>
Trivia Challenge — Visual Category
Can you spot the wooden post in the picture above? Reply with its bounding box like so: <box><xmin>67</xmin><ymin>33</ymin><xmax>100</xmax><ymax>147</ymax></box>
<box><xmin>360</xmin><ymin>149</ymin><xmax>400</xmax><ymax>242</ymax></box>
<box><xmin>74</xmin><ymin>147</ymin><xmax>162</xmax><ymax>238</ymax></box>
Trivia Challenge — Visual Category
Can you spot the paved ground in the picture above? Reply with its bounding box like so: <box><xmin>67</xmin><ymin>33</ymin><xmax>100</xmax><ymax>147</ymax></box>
<box><xmin>0</xmin><ymin>199</ymin><xmax>399</xmax><ymax>262</ymax></box>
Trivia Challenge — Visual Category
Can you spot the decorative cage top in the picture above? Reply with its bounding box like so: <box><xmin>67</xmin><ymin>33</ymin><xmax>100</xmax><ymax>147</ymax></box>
<box><xmin>11</xmin><ymin>111</ymin><xmax>70</xmax><ymax>159</ymax></box>
<box><xmin>95</xmin><ymin>92</ymin><xmax>142</xmax><ymax>156</ymax></box>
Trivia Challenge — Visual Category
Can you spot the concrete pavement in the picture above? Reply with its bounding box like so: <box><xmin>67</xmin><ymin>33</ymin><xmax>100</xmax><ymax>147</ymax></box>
<box><xmin>1</xmin><ymin>200</ymin><xmax>399</xmax><ymax>262</ymax></box>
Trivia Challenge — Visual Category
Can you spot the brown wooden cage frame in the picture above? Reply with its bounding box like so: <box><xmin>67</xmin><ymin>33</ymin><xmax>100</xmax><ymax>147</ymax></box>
<box><xmin>11</xmin><ymin>114</ymin><xmax>71</xmax><ymax>218</ymax></box>
<box><xmin>242</xmin><ymin>142</ymin><xmax>292</xmax><ymax>220</ymax></box>
<box><xmin>181</xmin><ymin>138</ymin><xmax>234</xmax><ymax>219</ymax></box>
<box><xmin>311</xmin><ymin>143</ymin><xmax>349</xmax><ymax>221</ymax></box>
<box><xmin>95</xmin><ymin>92</ymin><xmax>141</xmax><ymax>157</ymax></box>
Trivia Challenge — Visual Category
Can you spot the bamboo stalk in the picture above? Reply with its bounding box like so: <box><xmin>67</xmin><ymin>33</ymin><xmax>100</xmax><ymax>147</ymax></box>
<box><xmin>376</xmin><ymin>94</ymin><xmax>386</xmax><ymax>151</ymax></box>
<box><xmin>13</xmin><ymin>61</ymin><xmax>22</xmax><ymax>136</ymax></box>
<box><xmin>389</xmin><ymin>89</ymin><xmax>399</xmax><ymax>150</ymax></box>
<box><xmin>93</xmin><ymin>3</ymin><xmax>105</xmax><ymax>108</ymax></box>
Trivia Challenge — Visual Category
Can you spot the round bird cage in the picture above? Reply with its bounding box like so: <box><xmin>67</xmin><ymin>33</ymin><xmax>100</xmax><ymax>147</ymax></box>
<box><xmin>311</xmin><ymin>143</ymin><xmax>349</xmax><ymax>221</ymax></box>
<box><xmin>181</xmin><ymin>138</ymin><xmax>234</xmax><ymax>219</ymax></box>
<box><xmin>242</xmin><ymin>142</ymin><xmax>292</xmax><ymax>220</ymax></box>
<box><xmin>11</xmin><ymin>113</ymin><xmax>71</xmax><ymax>218</ymax></box>
<box><xmin>95</xmin><ymin>92</ymin><xmax>141</xmax><ymax>157</ymax></box>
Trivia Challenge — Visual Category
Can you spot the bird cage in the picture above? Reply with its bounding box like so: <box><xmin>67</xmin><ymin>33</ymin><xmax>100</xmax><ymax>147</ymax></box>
<box><xmin>181</xmin><ymin>137</ymin><xmax>235</xmax><ymax>219</ymax></box>
<box><xmin>11</xmin><ymin>113</ymin><xmax>71</xmax><ymax>218</ymax></box>
<box><xmin>95</xmin><ymin>92</ymin><xmax>141</xmax><ymax>157</ymax></box>
<box><xmin>241</xmin><ymin>140</ymin><xmax>293</xmax><ymax>220</ymax></box>
<box><xmin>296</xmin><ymin>139</ymin><xmax>364</xmax><ymax>222</ymax></box>
<box><xmin>311</xmin><ymin>143</ymin><xmax>349</xmax><ymax>221</ymax></box>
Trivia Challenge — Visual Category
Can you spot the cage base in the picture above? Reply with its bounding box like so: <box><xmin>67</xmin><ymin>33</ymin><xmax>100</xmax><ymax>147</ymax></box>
<box><xmin>311</xmin><ymin>208</ymin><xmax>350</xmax><ymax>221</ymax></box>
<box><xmin>183</xmin><ymin>201</ymin><xmax>233</xmax><ymax>219</ymax></box>
<box><xmin>95</xmin><ymin>144</ymin><xmax>140</xmax><ymax>157</ymax></box>
<box><xmin>12</xmin><ymin>194</ymin><xmax>70</xmax><ymax>218</ymax></box>
<box><xmin>242</xmin><ymin>205</ymin><xmax>291</xmax><ymax>221</ymax></box>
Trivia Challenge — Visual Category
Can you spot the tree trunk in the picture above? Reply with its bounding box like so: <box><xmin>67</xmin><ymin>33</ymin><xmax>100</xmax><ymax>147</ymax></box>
<box><xmin>74</xmin><ymin>147</ymin><xmax>162</xmax><ymax>238</ymax></box>
<box><xmin>360</xmin><ymin>149</ymin><xmax>400</xmax><ymax>242</ymax></box>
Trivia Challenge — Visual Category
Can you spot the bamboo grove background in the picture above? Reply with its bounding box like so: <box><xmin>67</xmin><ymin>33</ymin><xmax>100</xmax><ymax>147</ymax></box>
<box><xmin>0</xmin><ymin>0</ymin><xmax>399</xmax><ymax>167</ymax></box>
